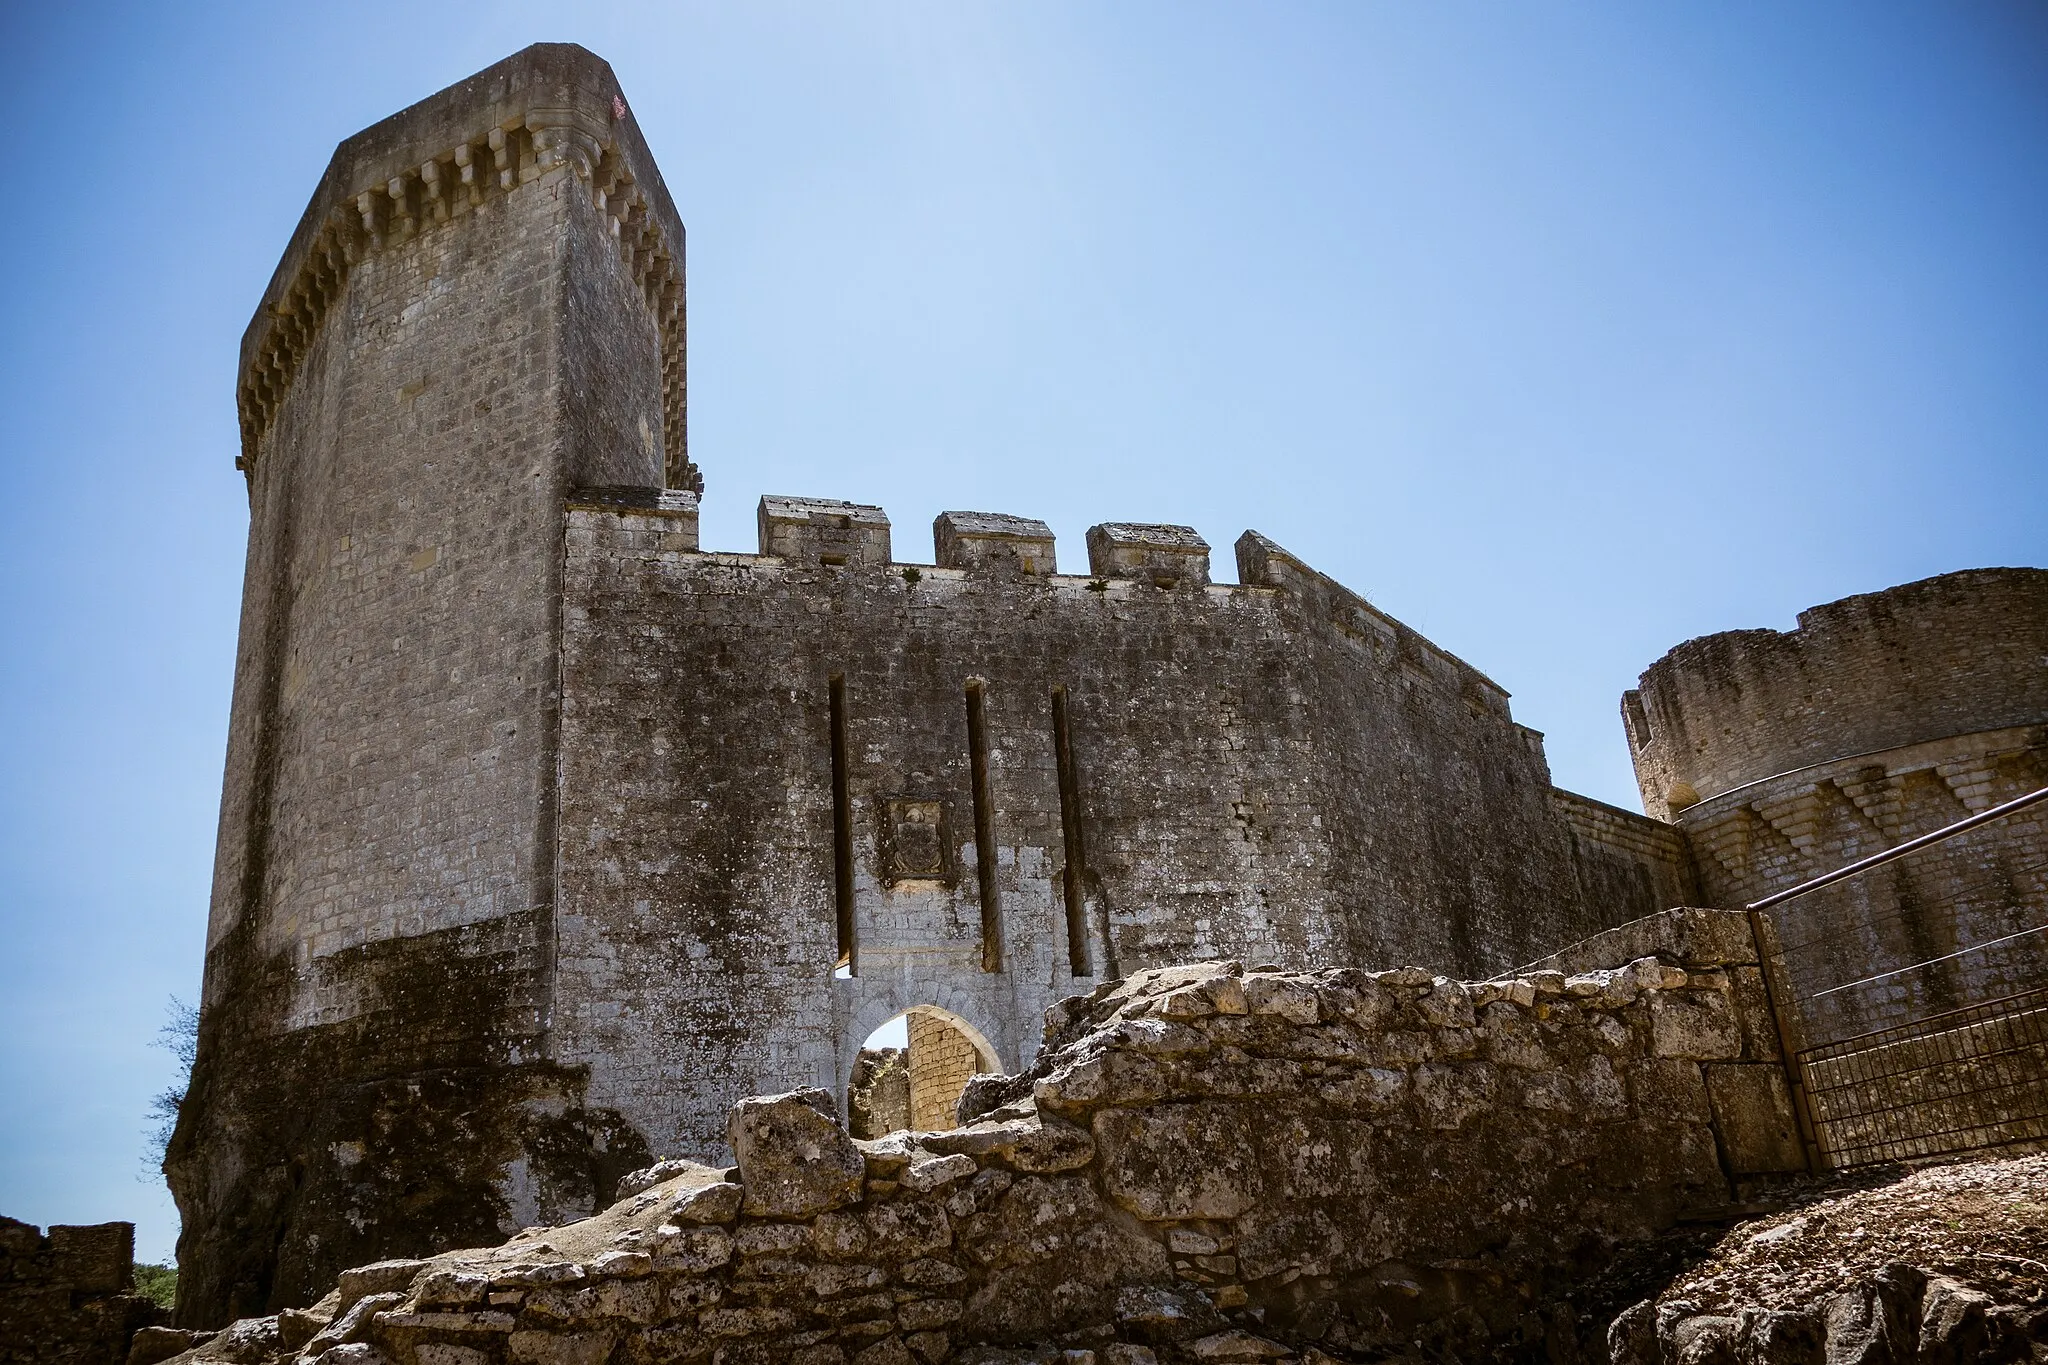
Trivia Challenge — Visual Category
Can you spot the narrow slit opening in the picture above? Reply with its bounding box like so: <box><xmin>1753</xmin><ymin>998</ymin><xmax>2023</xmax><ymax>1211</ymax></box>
<box><xmin>966</xmin><ymin>678</ymin><xmax>1003</xmax><ymax>972</ymax></box>
<box><xmin>829</xmin><ymin>673</ymin><xmax>857</xmax><ymax>976</ymax></box>
<box><xmin>1052</xmin><ymin>684</ymin><xmax>1092</xmax><ymax>977</ymax></box>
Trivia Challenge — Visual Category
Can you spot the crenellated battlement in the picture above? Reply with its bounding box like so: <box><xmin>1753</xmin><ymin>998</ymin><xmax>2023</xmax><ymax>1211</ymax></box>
<box><xmin>570</xmin><ymin>493</ymin><xmax>1521</xmax><ymax>730</ymax></box>
<box><xmin>1627</xmin><ymin>567</ymin><xmax>2048</xmax><ymax>814</ymax></box>
<box><xmin>1085</xmin><ymin>522</ymin><xmax>1212</xmax><ymax>588</ymax></box>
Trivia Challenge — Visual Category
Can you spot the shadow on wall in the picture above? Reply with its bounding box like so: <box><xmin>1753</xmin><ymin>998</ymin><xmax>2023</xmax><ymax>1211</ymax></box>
<box><xmin>847</xmin><ymin>1006</ymin><xmax>1000</xmax><ymax>1139</ymax></box>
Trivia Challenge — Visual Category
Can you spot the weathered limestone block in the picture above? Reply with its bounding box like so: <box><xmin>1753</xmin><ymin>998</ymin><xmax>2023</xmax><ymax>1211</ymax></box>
<box><xmin>863</xmin><ymin>1199</ymin><xmax>953</xmax><ymax>1260</ymax></box>
<box><xmin>1240</xmin><ymin>974</ymin><xmax>1321</xmax><ymax>1025</ymax></box>
<box><xmin>306</xmin><ymin>1293</ymin><xmax>405</xmax><ymax>1355</ymax></box>
<box><xmin>1414</xmin><ymin>1062</ymin><xmax>1498</xmax><ymax>1129</ymax></box>
<box><xmin>918</xmin><ymin>1114</ymin><xmax>1097</xmax><ymax>1173</ymax></box>
<box><xmin>1650</xmin><ymin>988</ymin><xmax>1743</xmax><ymax>1059</ymax></box>
<box><xmin>506</xmin><ymin>1328</ymin><xmax>612</xmax><ymax>1365</ymax></box>
<box><xmin>1479</xmin><ymin>1001</ymin><xmax>1552</xmax><ymax>1069</ymax></box>
<box><xmin>1157</xmin><ymin>976</ymin><xmax>1250</xmax><ymax>1022</ymax></box>
<box><xmin>316</xmin><ymin>1344</ymin><xmax>392</xmax><ymax>1365</ymax></box>
<box><xmin>758</xmin><ymin>496</ymin><xmax>891</xmax><ymax>566</ymax></box>
<box><xmin>667</xmin><ymin>1179</ymin><xmax>743</xmax><ymax>1224</ymax></box>
<box><xmin>901</xmin><ymin>1155</ymin><xmax>977</xmax><ymax>1193</ymax></box>
<box><xmin>133</xmin><ymin>1326</ymin><xmax>219</xmax><ymax>1364</ymax></box>
<box><xmin>1111</xmin><ymin>1285</ymin><xmax>1225</xmax><ymax>1344</ymax></box>
<box><xmin>727</xmin><ymin>1089</ymin><xmax>866</xmax><ymax>1218</ymax></box>
<box><xmin>1703</xmin><ymin>1064</ymin><xmax>1806</xmax><ymax>1175</ymax></box>
<box><xmin>1415</xmin><ymin>978</ymin><xmax>1477</xmax><ymax>1028</ymax></box>
<box><xmin>932</xmin><ymin>511</ymin><xmax>1056</xmax><ymax>577</ymax></box>
<box><xmin>1092</xmin><ymin>1104</ymin><xmax>1263</xmax><ymax>1219</ymax></box>
<box><xmin>611</xmin><ymin>1156</ymin><xmax>718</xmax><ymax>1203</ymax></box>
<box><xmin>650</xmin><ymin>1223</ymin><xmax>733</xmax><ymax>1275</ymax></box>
<box><xmin>337</xmin><ymin>1263</ymin><xmax>429</xmax><ymax>1312</ymax></box>
<box><xmin>1725</xmin><ymin>965</ymin><xmax>1782</xmax><ymax>1062</ymax></box>
<box><xmin>1084</xmin><ymin>523</ymin><xmax>1210</xmax><ymax>588</ymax></box>
<box><xmin>412</xmin><ymin>1269</ymin><xmax>488</xmax><ymax>1308</ymax></box>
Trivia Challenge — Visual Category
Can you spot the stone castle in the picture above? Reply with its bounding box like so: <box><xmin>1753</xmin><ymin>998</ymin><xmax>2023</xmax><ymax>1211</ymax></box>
<box><xmin>168</xmin><ymin>43</ymin><xmax>2048</xmax><ymax>1328</ymax></box>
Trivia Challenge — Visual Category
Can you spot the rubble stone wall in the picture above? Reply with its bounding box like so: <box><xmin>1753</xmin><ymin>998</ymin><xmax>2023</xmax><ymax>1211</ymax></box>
<box><xmin>0</xmin><ymin>1218</ymin><xmax>164</xmax><ymax>1365</ymax></box>
<box><xmin>848</xmin><ymin>1050</ymin><xmax>911</xmax><ymax>1140</ymax></box>
<box><xmin>167</xmin><ymin>944</ymin><xmax>1805</xmax><ymax>1362</ymax></box>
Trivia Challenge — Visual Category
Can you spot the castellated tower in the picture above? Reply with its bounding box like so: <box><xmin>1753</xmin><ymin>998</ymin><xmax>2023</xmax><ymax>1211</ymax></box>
<box><xmin>174</xmin><ymin>45</ymin><xmax>1687</xmax><ymax>1324</ymax></box>
<box><xmin>172</xmin><ymin>46</ymin><xmax>691</xmax><ymax>1323</ymax></box>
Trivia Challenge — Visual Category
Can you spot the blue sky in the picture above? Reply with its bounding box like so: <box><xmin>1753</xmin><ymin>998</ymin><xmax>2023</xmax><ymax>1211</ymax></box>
<box><xmin>2</xmin><ymin>2</ymin><xmax>2043</xmax><ymax>1263</ymax></box>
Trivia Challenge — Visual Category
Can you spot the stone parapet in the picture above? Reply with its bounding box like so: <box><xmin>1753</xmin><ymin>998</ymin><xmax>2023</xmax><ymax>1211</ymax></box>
<box><xmin>1235</xmin><ymin>530</ymin><xmax>1512</xmax><ymax>719</ymax></box>
<box><xmin>932</xmin><ymin>512</ymin><xmax>1056</xmax><ymax>578</ymax></box>
<box><xmin>1551</xmin><ymin>788</ymin><xmax>1699</xmax><ymax>924</ymax></box>
<box><xmin>1625</xmin><ymin>568</ymin><xmax>2048</xmax><ymax>815</ymax></box>
<box><xmin>0</xmin><ymin>1217</ymin><xmax>165</xmax><ymax>1365</ymax></box>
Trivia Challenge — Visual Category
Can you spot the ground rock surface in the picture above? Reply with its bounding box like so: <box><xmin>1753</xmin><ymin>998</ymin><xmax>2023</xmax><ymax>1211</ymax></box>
<box><xmin>1602</xmin><ymin>1155</ymin><xmax>2048</xmax><ymax>1365</ymax></box>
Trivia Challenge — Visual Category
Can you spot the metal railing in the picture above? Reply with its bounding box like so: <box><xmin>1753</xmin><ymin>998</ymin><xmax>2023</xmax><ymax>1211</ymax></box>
<box><xmin>1750</xmin><ymin>783</ymin><xmax>2048</xmax><ymax>1169</ymax></box>
<box><xmin>1797</xmin><ymin>985</ymin><xmax>2048</xmax><ymax>1167</ymax></box>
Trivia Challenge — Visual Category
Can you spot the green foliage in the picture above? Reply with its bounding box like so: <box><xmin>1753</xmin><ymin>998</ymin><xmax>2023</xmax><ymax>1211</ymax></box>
<box><xmin>143</xmin><ymin>998</ymin><xmax>200</xmax><ymax>1174</ymax></box>
<box><xmin>133</xmin><ymin>1262</ymin><xmax>177</xmax><ymax>1310</ymax></box>
<box><xmin>901</xmin><ymin>565</ymin><xmax>922</xmax><ymax>586</ymax></box>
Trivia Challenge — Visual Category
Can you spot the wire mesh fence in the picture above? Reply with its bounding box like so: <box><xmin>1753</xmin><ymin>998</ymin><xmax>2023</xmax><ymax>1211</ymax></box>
<box><xmin>1752</xmin><ymin>785</ymin><xmax>2048</xmax><ymax>1168</ymax></box>
<box><xmin>1797</xmin><ymin>984</ymin><xmax>2048</xmax><ymax>1167</ymax></box>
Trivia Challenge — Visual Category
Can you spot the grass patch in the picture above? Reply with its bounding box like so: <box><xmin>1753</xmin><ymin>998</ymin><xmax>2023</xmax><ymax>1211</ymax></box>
<box><xmin>133</xmin><ymin>1263</ymin><xmax>177</xmax><ymax>1311</ymax></box>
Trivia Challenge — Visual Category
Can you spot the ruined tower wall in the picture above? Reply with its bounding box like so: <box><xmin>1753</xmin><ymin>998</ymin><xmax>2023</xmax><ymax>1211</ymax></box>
<box><xmin>175</xmin><ymin>47</ymin><xmax>684</xmax><ymax>1325</ymax></box>
<box><xmin>548</xmin><ymin>506</ymin><xmax>1648</xmax><ymax>1163</ymax></box>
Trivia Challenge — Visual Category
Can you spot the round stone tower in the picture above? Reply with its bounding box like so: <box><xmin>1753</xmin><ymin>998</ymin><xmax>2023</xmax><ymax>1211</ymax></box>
<box><xmin>1623</xmin><ymin>567</ymin><xmax>2048</xmax><ymax>1047</ymax></box>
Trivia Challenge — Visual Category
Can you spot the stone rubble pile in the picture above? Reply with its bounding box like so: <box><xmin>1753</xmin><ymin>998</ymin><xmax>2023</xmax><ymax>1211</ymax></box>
<box><xmin>159</xmin><ymin>954</ymin><xmax>1789</xmax><ymax>1364</ymax></box>
<box><xmin>1610</xmin><ymin>1263</ymin><xmax>2046</xmax><ymax>1365</ymax></box>
<box><xmin>0</xmin><ymin>1218</ymin><xmax>166</xmax><ymax>1365</ymax></box>
<box><xmin>1604</xmin><ymin>1153</ymin><xmax>2048</xmax><ymax>1365</ymax></box>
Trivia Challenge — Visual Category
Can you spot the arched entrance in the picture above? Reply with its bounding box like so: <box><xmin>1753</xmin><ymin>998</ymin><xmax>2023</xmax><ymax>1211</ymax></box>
<box><xmin>847</xmin><ymin>1005</ymin><xmax>1001</xmax><ymax>1138</ymax></box>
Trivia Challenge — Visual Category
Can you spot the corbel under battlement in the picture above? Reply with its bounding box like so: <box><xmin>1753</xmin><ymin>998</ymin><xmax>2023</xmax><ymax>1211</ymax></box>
<box><xmin>237</xmin><ymin>44</ymin><xmax>695</xmax><ymax>495</ymax></box>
